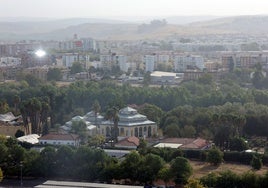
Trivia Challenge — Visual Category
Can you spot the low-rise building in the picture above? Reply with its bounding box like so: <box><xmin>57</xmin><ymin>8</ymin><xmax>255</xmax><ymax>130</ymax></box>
<box><xmin>39</xmin><ymin>133</ymin><xmax>80</xmax><ymax>147</ymax></box>
<box><xmin>99</xmin><ymin>107</ymin><xmax>157</xmax><ymax>138</ymax></box>
<box><xmin>154</xmin><ymin>137</ymin><xmax>212</xmax><ymax>150</ymax></box>
<box><xmin>0</xmin><ymin>112</ymin><xmax>26</xmax><ymax>136</ymax></box>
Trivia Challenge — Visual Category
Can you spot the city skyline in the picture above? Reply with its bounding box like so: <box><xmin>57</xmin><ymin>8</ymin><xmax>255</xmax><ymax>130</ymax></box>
<box><xmin>0</xmin><ymin>0</ymin><xmax>268</xmax><ymax>21</ymax></box>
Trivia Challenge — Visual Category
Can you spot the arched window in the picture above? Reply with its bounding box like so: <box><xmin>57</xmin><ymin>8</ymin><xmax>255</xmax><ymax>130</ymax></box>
<box><xmin>139</xmin><ymin>127</ymin><xmax>143</xmax><ymax>137</ymax></box>
<box><xmin>135</xmin><ymin>127</ymin><xmax>138</xmax><ymax>137</ymax></box>
<box><xmin>106</xmin><ymin>127</ymin><xmax>111</xmax><ymax>137</ymax></box>
<box><xmin>148</xmin><ymin>126</ymin><xmax>152</xmax><ymax>137</ymax></box>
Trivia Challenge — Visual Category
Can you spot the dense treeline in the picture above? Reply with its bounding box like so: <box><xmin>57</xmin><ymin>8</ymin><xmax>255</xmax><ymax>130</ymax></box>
<box><xmin>1</xmin><ymin>137</ymin><xmax>268</xmax><ymax>187</ymax></box>
<box><xmin>1</xmin><ymin>73</ymin><xmax>268</xmax><ymax>149</ymax></box>
<box><xmin>0</xmin><ymin>137</ymin><xmax>191</xmax><ymax>185</ymax></box>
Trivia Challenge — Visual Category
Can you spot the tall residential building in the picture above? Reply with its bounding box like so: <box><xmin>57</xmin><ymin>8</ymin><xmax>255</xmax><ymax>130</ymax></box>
<box><xmin>174</xmin><ymin>55</ymin><xmax>204</xmax><ymax>72</ymax></box>
<box><xmin>62</xmin><ymin>53</ymin><xmax>79</xmax><ymax>68</ymax></box>
<box><xmin>81</xmin><ymin>38</ymin><xmax>97</xmax><ymax>51</ymax></box>
<box><xmin>144</xmin><ymin>55</ymin><xmax>156</xmax><ymax>72</ymax></box>
<box><xmin>0</xmin><ymin>57</ymin><xmax>21</xmax><ymax>67</ymax></box>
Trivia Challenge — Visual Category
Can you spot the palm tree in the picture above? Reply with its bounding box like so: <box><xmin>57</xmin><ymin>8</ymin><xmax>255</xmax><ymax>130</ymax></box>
<box><xmin>106</xmin><ymin>106</ymin><xmax>119</xmax><ymax>145</ymax></box>
<box><xmin>92</xmin><ymin>100</ymin><xmax>101</xmax><ymax>127</ymax></box>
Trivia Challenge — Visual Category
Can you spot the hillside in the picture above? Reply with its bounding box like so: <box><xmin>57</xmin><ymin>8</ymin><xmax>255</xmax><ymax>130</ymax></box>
<box><xmin>0</xmin><ymin>15</ymin><xmax>268</xmax><ymax>41</ymax></box>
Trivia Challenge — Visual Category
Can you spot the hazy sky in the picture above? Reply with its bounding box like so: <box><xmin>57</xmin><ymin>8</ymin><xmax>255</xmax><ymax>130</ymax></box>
<box><xmin>1</xmin><ymin>0</ymin><xmax>268</xmax><ymax>19</ymax></box>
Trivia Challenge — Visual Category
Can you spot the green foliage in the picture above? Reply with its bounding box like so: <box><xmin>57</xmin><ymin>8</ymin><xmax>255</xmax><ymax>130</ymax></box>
<box><xmin>216</xmin><ymin>170</ymin><xmax>241</xmax><ymax>188</ymax></box>
<box><xmin>200</xmin><ymin>172</ymin><xmax>218</xmax><ymax>188</ymax></box>
<box><xmin>170</xmin><ymin>156</ymin><xmax>193</xmax><ymax>185</ymax></box>
<box><xmin>184</xmin><ymin>178</ymin><xmax>206</xmax><ymax>188</ymax></box>
<box><xmin>70</xmin><ymin>62</ymin><xmax>84</xmax><ymax>74</ymax></box>
<box><xmin>158</xmin><ymin>166</ymin><xmax>172</xmax><ymax>186</ymax></box>
<box><xmin>251</xmin><ymin>155</ymin><xmax>262</xmax><ymax>170</ymax></box>
<box><xmin>241</xmin><ymin>171</ymin><xmax>259</xmax><ymax>188</ymax></box>
<box><xmin>47</xmin><ymin>68</ymin><xmax>62</xmax><ymax>81</ymax></box>
<box><xmin>0</xmin><ymin>168</ymin><xmax>3</xmax><ymax>182</ymax></box>
<box><xmin>207</xmin><ymin>147</ymin><xmax>223</xmax><ymax>166</ymax></box>
<box><xmin>139</xmin><ymin>153</ymin><xmax>165</xmax><ymax>184</ymax></box>
<box><xmin>88</xmin><ymin>135</ymin><xmax>105</xmax><ymax>147</ymax></box>
<box><xmin>120</xmin><ymin>151</ymin><xmax>142</xmax><ymax>183</ymax></box>
<box><xmin>229</xmin><ymin>137</ymin><xmax>249</xmax><ymax>151</ymax></box>
<box><xmin>15</xmin><ymin>130</ymin><xmax>25</xmax><ymax>138</ymax></box>
<box><xmin>138</xmin><ymin>103</ymin><xmax>163</xmax><ymax>125</ymax></box>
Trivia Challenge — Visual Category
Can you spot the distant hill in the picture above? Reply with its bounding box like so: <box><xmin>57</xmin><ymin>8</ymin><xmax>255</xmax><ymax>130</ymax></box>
<box><xmin>189</xmin><ymin>15</ymin><xmax>268</xmax><ymax>34</ymax></box>
<box><xmin>0</xmin><ymin>15</ymin><xmax>268</xmax><ymax>41</ymax></box>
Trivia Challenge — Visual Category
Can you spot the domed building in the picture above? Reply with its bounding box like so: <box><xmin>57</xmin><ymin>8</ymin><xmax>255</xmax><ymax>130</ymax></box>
<box><xmin>99</xmin><ymin>106</ymin><xmax>157</xmax><ymax>138</ymax></box>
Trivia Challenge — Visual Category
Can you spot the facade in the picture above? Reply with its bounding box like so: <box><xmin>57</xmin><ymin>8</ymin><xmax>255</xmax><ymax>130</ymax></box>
<box><xmin>144</xmin><ymin>55</ymin><xmax>156</xmax><ymax>72</ymax></box>
<box><xmin>61</xmin><ymin>113</ymin><xmax>99</xmax><ymax>136</ymax></box>
<box><xmin>0</xmin><ymin>57</ymin><xmax>21</xmax><ymax>67</ymax></box>
<box><xmin>154</xmin><ymin>138</ymin><xmax>212</xmax><ymax>150</ymax></box>
<box><xmin>39</xmin><ymin>133</ymin><xmax>80</xmax><ymax>146</ymax></box>
<box><xmin>62</xmin><ymin>53</ymin><xmax>80</xmax><ymax>68</ymax></box>
<box><xmin>174</xmin><ymin>55</ymin><xmax>204</xmax><ymax>72</ymax></box>
<box><xmin>150</xmin><ymin>71</ymin><xmax>183</xmax><ymax>84</ymax></box>
<box><xmin>99</xmin><ymin>107</ymin><xmax>157</xmax><ymax>138</ymax></box>
<box><xmin>221</xmin><ymin>52</ymin><xmax>268</xmax><ymax>71</ymax></box>
<box><xmin>23</xmin><ymin>66</ymin><xmax>49</xmax><ymax>81</ymax></box>
<box><xmin>81</xmin><ymin>38</ymin><xmax>97</xmax><ymax>51</ymax></box>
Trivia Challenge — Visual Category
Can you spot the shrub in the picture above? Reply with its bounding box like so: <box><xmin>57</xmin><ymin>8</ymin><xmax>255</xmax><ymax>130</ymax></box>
<box><xmin>206</xmin><ymin>147</ymin><xmax>223</xmax><ymax>166</ymax></box>
<box><xmin>251</xmin><ymin>155</ymin><xmax>263</xmax><ymax>170</ymax></box>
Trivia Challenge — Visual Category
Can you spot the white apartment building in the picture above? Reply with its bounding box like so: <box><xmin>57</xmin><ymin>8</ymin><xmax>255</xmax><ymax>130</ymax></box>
<box><xmin>174</xmin><ymin>55</ymin><xmax>204</xmax><ymax>72</ymax></box>
<box><xmin>62</xmin><ymin>53</ymin><xmax>79</xmax><ymax>68</ymax></box>
<box><xmin>157</xmin><ymin>54</ymin><xmax>170</xmax><ymax>63</ymax></box>
<box><xmin>81</xmin><ymin>38</ymin><xmax>97</xmax><ymax>51</ymax></box>
<box><xmin>0</xmin><ymin>57</ymin><xmax>21</xmax><ymax>67</ymax></box>
<box><xmin>144</xmin><ymin>55</ymin><xmax>156</xmax><ymax>72</ymax></box>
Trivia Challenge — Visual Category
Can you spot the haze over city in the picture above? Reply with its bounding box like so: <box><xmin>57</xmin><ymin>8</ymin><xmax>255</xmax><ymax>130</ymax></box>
<box><xmin>0</xmin><ymin>0</ymin><xmax>268</xmax><ymax>20</ymax></box>
<box><xmin>2</xmin><ymin>0</ymin><xmax>268</xmax><ymax>188</ymax></box>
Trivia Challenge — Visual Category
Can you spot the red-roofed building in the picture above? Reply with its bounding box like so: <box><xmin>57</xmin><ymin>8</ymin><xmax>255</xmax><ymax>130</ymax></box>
<box><xmin>115</xmin><ymin>136</ymin><xmax>140</xmax><ymax>149</ymax></box>
<box><xmin>39</xmin><ymin>133</ymin><xmax>80</xmax><ymax>147</ymax></box>
<box><xmin>155</xmin><ymin>138</ymin><xmax>212</xmax><ymax>150</ymax></box>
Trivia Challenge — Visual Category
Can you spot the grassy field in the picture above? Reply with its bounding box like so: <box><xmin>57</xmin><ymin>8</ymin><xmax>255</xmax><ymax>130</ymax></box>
<box><xmin>190</xmin><ymin>160</ymin><xmax>268</xmax><ymax>178</ymax></box>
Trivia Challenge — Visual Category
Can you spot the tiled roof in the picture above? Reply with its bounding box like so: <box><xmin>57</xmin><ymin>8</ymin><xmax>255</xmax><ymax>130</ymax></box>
<box><xmin>159</xmin><ymin>137</ymin><xmax>210</xmax><ymax>149</ymax></box>
<box><xmin>39</xmin><ymin>133</ymin><xmax>79</xmax><ymax>141</ymax></box>
<box><xmin>116</xmin><ymin>136</ymin><xmax>140</xmax><ymax>147</ymax></box>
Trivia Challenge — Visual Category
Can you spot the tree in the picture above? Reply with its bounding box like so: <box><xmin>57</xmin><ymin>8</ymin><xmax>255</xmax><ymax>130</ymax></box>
<box><xmin>252</xmin><ymin>63</ymin><xmax>264</xmax><ymax>89</ymax></box>
<box><xmin>47</xmin><ymin>68</ymin><xmax>62</xmax><ymax>81</ymax></box>
<box><xmin>164</xmin><ymin>123</ymin><xmax>180</xmax><ymax>137</ymax></box>
<box><xmin>88</xmin><ymin>135</ymin><xmax>105</xmax><ymax>147</ymax></box>
<box><xmin>158</xmin><ymin>166</ymin><xmax>173</xmax><ymax>187</ymax></box>
<box><xmin>15</xmin><ymin>130</ymin><xmax>25</xmax><ymax>138</ymax></box>
<box><xmin>138</xmin><ymin>103</ymin><xmax>163</xmax><ymax>125</ymax></box>
<box><xmin>251</xmin><ymin>155</ymin><xmax>262</xmax><ymax>170</ymax></box>
<box><xmin>184</xmin><ymin>178</ymin><xmax>206</xmax><ymax>188</ymax></box>
<box><xmin>92</xmin><ymin>100</ymin><xmax>101</xmax><ymax>126</ymax></box>
<box><xmin>70</xmin><ymin>62</ymin><xmax>84</xmax><ymax>74</ymax></box>
<box><xmin>143</xmin><ymin>72</ymin><xmax>151</xmax><ymax>86</ymax></box>
<box><xmin>106</xmin><ymin>106</ymin><xmax>119</xmax><ymax>144</ymax></box>
<box><xmin>229</xmin><ymin>137</ymin><xmax>248</xmax><ymax>151</ymax></box>
<box><xmin>39</xmin><ymin>146</ymin><xmax>57</xmax><ymax>177</ymax></box>
<box><xmin>216</xmin><ymin>170</ymin><xmax>241</xmax><ymax>188</ymax></box>
<box><xmin>139</xmin><ymin>154</ymin><xmax>165</xmax><ymax>184</ymax></box>
<box><xmin>0</xmin><ymin>168</ymin><xmax>3</xmax><ymax>182</ymax></box>
<box><xmin>71</xmin><ymin>120</ymin><xmax>87</xmax><ymax>143</ymax></box>
<box><xmin>180</xmin><ymin>125</ymin><xmax>196</xmax><ymax>138</ymax></box>
<box><xmin>170</xmin><ymin>157</ymin><xmax>193</xmax><ymax>185</ymax></box>
<box><xmin>120</xmin><ymin>151</ymin><xmax>142</xmax><ymax>184</ymax></box>
<box><xmin>0</xmin><ymin>100</ymin><xmax>9</xmax><ymax>113</ymax></box>
<box><xmin>206</xmin><ymin>147</ymin><xmax>223</xmax><ymax>166</ymax></box>
<box><xmin>241</xmin><ymin>171</ymin><xmax>259</xmax><ymax>188</ymax></box>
